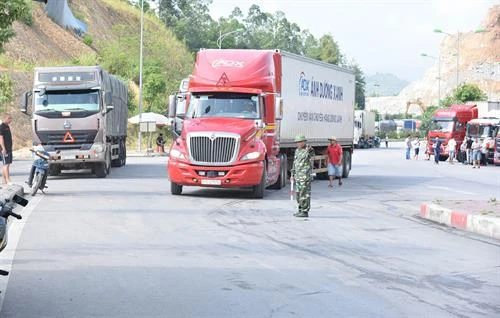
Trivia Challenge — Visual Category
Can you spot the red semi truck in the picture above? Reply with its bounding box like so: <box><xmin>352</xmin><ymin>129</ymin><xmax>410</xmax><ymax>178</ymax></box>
<box><xmin>167</xmin><ymin>49</ymin><xmax>355</xmax><ymax>197</ymax></box>
<box><xmin>426</xmin><ymin>104</ymin><xmax>478</xmax><ymax>161</ymax></box>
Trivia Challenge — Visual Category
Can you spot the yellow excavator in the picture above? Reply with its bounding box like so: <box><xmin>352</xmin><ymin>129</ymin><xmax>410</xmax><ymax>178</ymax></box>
<box><xmin>406</xmin><ymin>98</ymin><xmax>427</xmax><ymax>116</ymax></box>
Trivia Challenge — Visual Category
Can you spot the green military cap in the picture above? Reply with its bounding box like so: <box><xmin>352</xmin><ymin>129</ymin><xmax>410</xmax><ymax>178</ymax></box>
<box><xmin>294</xmin><ymin>134</ymin><xmax>306</xmax><ymax>142</ymax></box>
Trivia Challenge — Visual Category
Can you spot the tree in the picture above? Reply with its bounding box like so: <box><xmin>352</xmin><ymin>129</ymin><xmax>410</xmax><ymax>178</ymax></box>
<box><xmin>317</xmin><ymin>34</ymin><xmax>343</xmax><ymax>65</ymax></box>
<box><xmin>157</xmin><ymin>0</ymin><xmax>214</xmax><ymax>52</ymax></box>
<box><xmin>301</xmin><ymin>30</ymin><xmax>320</xmax><ymax>59</ymax></box>
<box><xmin>343</xmin><ymin>61</ymin><xmax>365</xmax><ymax>110</ymax></box>
<box><xmin>0</xmin><ymin>0</ymin><xmax>31</xmax><ymax>51</ymax></box>
<box><xmin>453</xmin><ymin>83</ymin><xmax>487</xmax><ymax>103</ymax></box>
<box><xmin>0</xmin><ymin>73</ymin><xmax>14</xmax><ymax>111</ymax></box>
<box><xmin>441</xmin><ymin>83</ymin><xmax>487</xmax><ymax>107</ymax></box>
<box><xmin>418</xmin><ymin>106</ymin><xmax>438</xmax><ymax>134</ymax></box>
<box><xmin>371</xmin><ymin>109</ymin><xmax>381</xmax><ymax>122</ymax></box>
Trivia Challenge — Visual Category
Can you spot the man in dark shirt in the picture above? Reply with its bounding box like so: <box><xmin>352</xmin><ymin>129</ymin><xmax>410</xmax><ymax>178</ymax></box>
<box><xmin>466</xmin><ymin>137</ymin><xmax>473</xmax><ymax>165</ymax></box>
<box><xmin>0</xmin><ymin>113</ymin><xmax>13</xmax><ymax>185</ymax></box>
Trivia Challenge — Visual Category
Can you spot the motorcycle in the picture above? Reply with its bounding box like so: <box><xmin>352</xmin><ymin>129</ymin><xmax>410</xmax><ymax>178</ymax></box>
<box><xmin>0</xmin><ymin>194</ymin><xmax>28</xmax><ymax>276</ymax></box>
<box><xmin>27</xmin><ymin>149</ymin><xmax>59</xmax><ymax>196</ymax></box>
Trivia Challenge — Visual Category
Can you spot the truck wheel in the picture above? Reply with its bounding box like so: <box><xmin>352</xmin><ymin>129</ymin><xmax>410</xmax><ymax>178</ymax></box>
<box><xmin>252</xmin><ymin>163</ymin><xmax>266</xmax><ymax>198</ymax></box>
<box><xmin>280</xmin><ymin>154</ymin><xmax>287</xmax><ymax>189</ymax></box>
<box><xmin>49</xmin><ymin>165</ymin><xmax>61</xmax><ymax>176</ymax></box>
<box><xmin>95</xmin><ymin>163</ymin><xmax>107</xmax><ymax>178</ymax></box>
<box><xmin>342</xmin><ymin>150</ymin><xmax>351</xmax><ymax>178</ymax></box>
<box><xmin>171</xmin><ymin>182</ymin><xmax>183</xmax><ymax>195</ymax></box>
<box><xmin>105</xmin><ymin>150</ymin><xmax>111</xmax><ymax>175</ymax></box>
<box><xmin>121</xmin><ymin>142</ymin><xmax>127</xmax><ymax>166</ymax></box>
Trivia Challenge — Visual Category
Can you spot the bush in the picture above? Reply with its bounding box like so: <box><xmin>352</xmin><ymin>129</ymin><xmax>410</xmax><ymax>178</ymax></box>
<box><xmin>0</xmin><ymin>73</ymin><xmax>14</xmax><ymax>111</ymax></box>
<box><xmin>83</xmin><ymin>34</ymin><xmax>93</xmax><ymax>46</ymax></box>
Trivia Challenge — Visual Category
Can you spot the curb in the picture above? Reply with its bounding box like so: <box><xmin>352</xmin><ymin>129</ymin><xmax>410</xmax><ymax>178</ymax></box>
<box><xmin>420</xmin><ymin>203</ymin><xmax>500</xmax><ymax>240</ymax></box>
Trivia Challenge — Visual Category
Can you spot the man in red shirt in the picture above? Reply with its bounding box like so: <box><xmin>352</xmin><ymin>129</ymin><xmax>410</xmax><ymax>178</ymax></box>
<box><xmin>326</xmin><ymin>136</ymin><xmax>343</xmax><ymax>188</ymax></box>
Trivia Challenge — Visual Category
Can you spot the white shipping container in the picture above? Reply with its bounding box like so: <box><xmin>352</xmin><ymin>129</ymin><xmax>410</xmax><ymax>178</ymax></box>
<box><xmin>279</xmin><ymin>52</ymin><xmax>355</xmax><ymax>147</ymax></box>
<box><xmin>467</xmin><ymin>101</ymin><xmax>500</xmax><ymax>117</ymax></box>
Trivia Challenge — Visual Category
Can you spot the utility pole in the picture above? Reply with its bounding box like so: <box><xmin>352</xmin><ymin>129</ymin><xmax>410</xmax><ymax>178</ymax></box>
<box><xmin>138</xmin><ymin>0</ymin><xmax>144</xmax><ymax>152</ymax></box>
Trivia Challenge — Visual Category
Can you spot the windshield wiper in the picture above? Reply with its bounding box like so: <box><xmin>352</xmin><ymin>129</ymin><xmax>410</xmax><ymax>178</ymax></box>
<box><xmin>64</xmin><ymin>108</ymin><xmax>89</xmax><ymax>111</ymax></box>
<box><xmin>35</xmin><ymin>108</ymin><xmax>58</xmax><ymax>113</ymax></box>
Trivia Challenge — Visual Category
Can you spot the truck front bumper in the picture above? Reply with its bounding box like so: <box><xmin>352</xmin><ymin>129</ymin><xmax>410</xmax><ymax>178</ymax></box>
<box><xmin>48</xmin><ymin>149</ymin><xmax>106</xmax><ymax>165</ymax></box>
<box><xmin>168</xmin><ymin>160</ymin><xmax>264</xmax><ymax>187</ymax></box>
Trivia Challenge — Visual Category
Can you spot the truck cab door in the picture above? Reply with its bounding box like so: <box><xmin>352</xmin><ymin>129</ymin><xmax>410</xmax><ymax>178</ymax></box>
<box><xmin>168</xmin><ymin>94</ymin><xmax>186</xmax><ymax>138</ymax></box>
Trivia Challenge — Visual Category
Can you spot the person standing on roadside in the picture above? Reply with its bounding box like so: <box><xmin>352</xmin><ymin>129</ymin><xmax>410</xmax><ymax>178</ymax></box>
<box><xmin>447</xmin><ymin>137</ymin><xmax>457</xmax><ymax>164</ymax></box>
<box><xmin>481</xmin><ymin>137</ymin><xmax>492</xmax><ymax>166</ymax></box>
<box><xmin>385</xmin><ymin>135</ymin><xmax>389</xmax><ymax>148</ymax></box>
<box><xmin>326</xmin><ymin>136</ymin><xmax>343</xmax><ymax>188</ymax></box>
<box><xmin>413</xmin><ymin>137</ymin><xmax>420</xmax><ymax>160</ymax></box>
<box><xmin>290</xmin><ymin>134</ymin><xmax>314</xmax><ymax>218</ymax></box>
<box><xmin>466</xmin><ymin>137</ymin><xmax>473</xmax><ymax>165</ymax></box>
<box><xmin>459</xmin><ymin>138</ymin><xmax>467</xmax><ymax>164</ymax></box>
<box><xmin>471</xmin><ymin>137</ymin><xmax>481</xmax><ymax>168</ymax></box>
<box><xmin>433</xmin><ymin>137</ymin><xmax>442</xmax><ymax>164</ymax></box>
<box><xmin>422</xmin><ymin>139</ymin><xmax>429</xmax><ymax>160</ymax></box>
<box><xmin>156</xmin><ymin>133</ymin><xmax>165</xmax><ymax>153</ymax></box>
<box><xmin>0</xmin><ymin>114</ymin><xmax>13</xmax><ymax>186</ymax></box>
<box><xmin>405</xmin><ymin>136</ymin><xmax>412</xmax><ymax>160</ymax></box>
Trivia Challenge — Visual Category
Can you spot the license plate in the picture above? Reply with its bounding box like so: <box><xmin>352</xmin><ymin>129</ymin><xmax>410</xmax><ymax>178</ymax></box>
<box><xmin>201</xmin><ymin>179</ymin><xmax>221</xmax><ymax>185</ymax></box>
<box><xmin>62</xmin><ymin>155</ymin><xmax>74</xmax><ymax>160</ymax></box>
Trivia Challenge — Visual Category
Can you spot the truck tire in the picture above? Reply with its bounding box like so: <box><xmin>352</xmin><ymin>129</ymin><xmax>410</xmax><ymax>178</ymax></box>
<box><xmin>95</xmin><ymin>162</ymin><xmax>107</xmax><ymax>178</ymax></box>
<box><xmin>121</xmin><ymin>141</ymin><xmax>127</xmax><ymax>166</ymax></box>
<box><xmin>105</xmin><ymin>150</ymin><xmax>111</xmax><ymax>175</ymax></box>
<box><xmin>49</xmin><ymin>165</ymin><xmax>61</xmax><ymax>176</ymax></box>
<box><xmin>342</xmin><ymin>150</ymin><xmax>351</xmax><ymax>178</ymax></box>
<box><xmin>280</xmin><ymin>154</ymin><xmax>287</xmax><ymax>189</ymax></box>
<box><xmin>270</xmin><ymin>154</ymin><xmax>286</xmax><ymax>190</ymax></box>
<box><xmin>171</xmin><ymin>181</ymin><xmax>183</xmax><ymax>195</ymax></box>
<box><xmin>252</xmin><ymin>163</ymin><xmax>266</xmax><ymax>198</ymax></box>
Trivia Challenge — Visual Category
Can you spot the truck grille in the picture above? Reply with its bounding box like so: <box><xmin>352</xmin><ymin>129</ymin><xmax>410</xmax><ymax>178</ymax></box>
<box><xmin>188</xmin><ymin>133</ymin><xmax>239</xmax><ymax>165</ymax></box>
<box><xmin>37</xmin><ymin>130</ymin><xmax>97</xmax><ymax>145</ymax></box>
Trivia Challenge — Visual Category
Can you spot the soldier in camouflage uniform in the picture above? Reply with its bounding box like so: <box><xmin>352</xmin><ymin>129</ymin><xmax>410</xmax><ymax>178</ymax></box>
<box><xmin>290</xmin><ymin>134</ymin><xmax>314</xmax><ymax>217</ymax></box>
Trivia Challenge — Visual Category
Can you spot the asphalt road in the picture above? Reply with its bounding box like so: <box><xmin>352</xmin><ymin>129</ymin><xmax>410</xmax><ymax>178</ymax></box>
<box><xmin>0</xmin><ymin>143</ymin><xmax>499</xmax><ymax>318</ymax></box>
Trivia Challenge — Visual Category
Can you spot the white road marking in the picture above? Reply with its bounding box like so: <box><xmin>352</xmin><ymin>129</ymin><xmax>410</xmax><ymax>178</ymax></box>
<box><xmin>0</xmin><ymin>195</ymin><xmax>43</xmax><ymax>311</ymax></box>
<box><xmin>427</xmin><ymin>185</ymin><xmax>476</xmax><ymax>195</ymax></box>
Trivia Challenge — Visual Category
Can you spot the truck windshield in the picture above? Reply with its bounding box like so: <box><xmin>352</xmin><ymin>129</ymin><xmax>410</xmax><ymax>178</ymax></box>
<box><xmin>467</xmin><ymin>124</ymin><xmax>492</xmax><ymax>138</ymax></box>
<box><xmin>34</xmin><ymin>90</ymin><xmax>100</xmax><ymax>114</ymax></box>
<box><xmin>186</xmin><ymin>93</ymin><xmax>260</xmax><ymax>119</ymax></box>
<box><xmin>431</xmin><ymin>120</ymin><xmax>454</xmax><ymax>132</ymax></box>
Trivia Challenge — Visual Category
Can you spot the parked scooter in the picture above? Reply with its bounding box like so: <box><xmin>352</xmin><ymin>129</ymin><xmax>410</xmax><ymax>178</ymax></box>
<box><xmin>27</xmin><ymin>149</ymin><xmax>59</xmax><ymax>196</ymax></box>
<box><xmin>0</xmin><ymin>194</ymin><xmax>28</xmax><ymax>276</ymax></box>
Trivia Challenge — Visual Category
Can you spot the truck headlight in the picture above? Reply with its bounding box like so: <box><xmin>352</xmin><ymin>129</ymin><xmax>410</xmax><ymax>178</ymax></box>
<box><xmin>170</xmin><ymin>149</ymin><xmax>186</xmax><ymax>160</ymax></box>
<box><xmin>241</xmin><ymin>151</ymin><xmax>261</xmax><ymax>161</ymax></box>
<box><xmin>93</xmin><ymin>144</ymin><xmax>104</xmax><ymax>153</ymax></box>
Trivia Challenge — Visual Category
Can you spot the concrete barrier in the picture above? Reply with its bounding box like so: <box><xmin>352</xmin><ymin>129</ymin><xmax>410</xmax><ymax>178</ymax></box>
<box><xmin>420</xmin><ymin>203</ymin><xmax>500</xmax><ymax>240</ymax></box>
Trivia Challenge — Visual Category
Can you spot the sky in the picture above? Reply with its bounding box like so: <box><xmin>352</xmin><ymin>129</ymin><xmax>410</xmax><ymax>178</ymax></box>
<box><xmin>208</xmin><ymin>0</ymin><xmax>496</xmax><ymax>82</ymax></box>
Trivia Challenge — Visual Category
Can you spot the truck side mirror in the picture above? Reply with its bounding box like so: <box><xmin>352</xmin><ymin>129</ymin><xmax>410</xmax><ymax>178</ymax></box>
<box><xmin>168</xmin><ymin>95</ymin><xmax>177</xmax><ymax>118</ymax></box>
<box><xmin>104</xmin><ymin>91</ymin><xmax>113</xmax><ymax>107</ymax></box>
<box><xmin>20</xmin><ymin>91</ymin><xmax>32</xmax><ymax>114</ymax></box>
<box><xmin>106</xmin><ymin>105</ymin><xmax>114</xmax><ymax>113</ymax></box>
